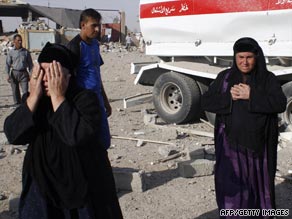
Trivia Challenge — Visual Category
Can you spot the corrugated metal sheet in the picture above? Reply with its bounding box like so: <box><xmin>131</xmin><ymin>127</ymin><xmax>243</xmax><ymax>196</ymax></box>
<box><xmin>29</xmin><ymin>5</ymin><xmax>81</xmax><ymax>28</ymax></box>
<box><xmin>0</xmin><ymin>3</ymin><xmax>121</xmax><ymax>28</ymax></box>
<box><xmin>29</xmin><ymin>5</ymin><xmax>121</xmax><ymax>28</ymax></box>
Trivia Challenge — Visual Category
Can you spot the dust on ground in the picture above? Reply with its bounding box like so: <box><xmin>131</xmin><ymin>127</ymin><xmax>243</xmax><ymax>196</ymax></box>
<box><xmin>0</xmin><ymin>49</ymin><xmax>292</xmax><ymax>219</ymax></box>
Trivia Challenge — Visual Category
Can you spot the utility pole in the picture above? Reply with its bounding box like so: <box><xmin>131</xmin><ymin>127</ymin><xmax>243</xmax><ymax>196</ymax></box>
<box><xmin>47</xmin><ymin>0</ymin><xmax>50</xmax><ymax>26</ymax></box>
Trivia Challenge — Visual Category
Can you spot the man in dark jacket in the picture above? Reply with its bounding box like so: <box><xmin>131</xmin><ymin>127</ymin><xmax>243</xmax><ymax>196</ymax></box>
<box><xmin>67</xmin><ymin>9</ymin><xmax>111</xmax><ymax>150</ymax></box>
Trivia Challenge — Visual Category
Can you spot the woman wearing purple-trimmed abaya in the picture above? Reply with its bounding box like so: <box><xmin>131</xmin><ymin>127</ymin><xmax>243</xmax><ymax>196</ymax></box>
<box><xmin>202</xmin><ymin>37</ymin><xmax>286</xmax><ymax>219</ymax></box>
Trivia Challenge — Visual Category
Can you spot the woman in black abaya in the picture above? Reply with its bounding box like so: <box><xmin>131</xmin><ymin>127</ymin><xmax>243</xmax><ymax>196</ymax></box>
<box><xmin>202</xmin><ymin>37</ymin><xmax>286</xmax><ymax>218</ymax></box>
<box><xmin>4</xmin><ymin>43</ymin><xmax>123</xmax><ymax>219</ymax></box>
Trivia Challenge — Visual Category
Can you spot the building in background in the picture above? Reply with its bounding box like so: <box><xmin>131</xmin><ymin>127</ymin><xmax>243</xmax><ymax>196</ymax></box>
<box><xmin>0</xmin><ymin>1</ymin><xmax>126</xmax><ymax>51</ymax></box>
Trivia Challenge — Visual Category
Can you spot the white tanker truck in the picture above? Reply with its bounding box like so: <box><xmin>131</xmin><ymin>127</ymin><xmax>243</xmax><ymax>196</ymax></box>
<box><xmin>131</xmin><ymin>0</ymin><xmax>292</xmax><ymax>129</ymax></box>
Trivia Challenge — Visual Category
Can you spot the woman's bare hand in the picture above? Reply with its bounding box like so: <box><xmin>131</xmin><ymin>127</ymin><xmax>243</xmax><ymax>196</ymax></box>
<box><xmin>27</xmin><ymin>64</ymin><xmax>44</xmax><ymax>112</ymax></box>
<box><xmin>230</xmin><ymin>83</ymin><xmax>250</xmax><ymax>100</ymax></box>
<box><xmin>47</xmin><ymin>61</ymin><xmax>71</xmax><ymax>111</ymax></box>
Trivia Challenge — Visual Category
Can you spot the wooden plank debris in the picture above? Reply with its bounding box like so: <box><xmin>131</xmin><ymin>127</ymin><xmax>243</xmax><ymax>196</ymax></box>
<box><xmin>123</xmin><ymin>92</ymin><xmax>153</xmax><ymax>108</ymax></box>
<box><xmin>111</xmin><ymin>135</ymin><xmax>175</xmax><ymax>146</ymax></box>
<box><xmin>199</xmin><ymin>118</ymin><xmax>214</xmax><ymax>129</ymax></box>
<box><xmin>149</xmin><ymin>124</ymin><xmax>214</xmax><ymax>138</ymax></box>
<box><xmin>275</xmin><ymin>173</ymin><xmax>292</xmax><ymax>182</ymax></box>
<box><xmin>158</xmin><ymin>152</ymin><xmax>185</xmax><ymax>163</ymax></box>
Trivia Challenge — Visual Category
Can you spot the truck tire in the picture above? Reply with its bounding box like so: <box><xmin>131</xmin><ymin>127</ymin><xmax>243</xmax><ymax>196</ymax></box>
<box><xmin>153</xmin><ymin>72</ymin><xmax>201</xmax><ymax>124</ymax></box>
<box><xmin>279</xmin><ymin>81</ymin><xmax>292</xmax><ymax>131</ymax></box>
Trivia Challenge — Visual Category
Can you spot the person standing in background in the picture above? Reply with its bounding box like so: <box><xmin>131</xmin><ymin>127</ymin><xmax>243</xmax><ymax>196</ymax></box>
<box><xmin>5</xmin><ymin>34</ymin><xmax>33</xmax><ymax>106</ymax></box>
<box><xmin>125</xmin><ymin>33</ymin><xmax>132</xmax><ymax>51</ymax></box>
<box><xmin>107</xmin><ymin>33</ymin><xmax>111</xmax><ymax>43</ymax></box>
<box><xmin>67</xmin><ymin>8</ymin><xmax>112</xmax><ymax>150</ymax></box>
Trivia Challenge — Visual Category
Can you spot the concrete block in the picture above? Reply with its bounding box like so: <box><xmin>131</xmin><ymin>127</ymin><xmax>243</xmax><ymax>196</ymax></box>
<box><xmin>204</xmin><ymin>153</ymin><xmax>216</xmax><ymax>161</ymax></box>
<box><xmin>186</xmin><ymin>145</ymin><xmax>205</xmax><ymax>160</ymax></box>
<box><xmin>178</xmin><ymin>159</ymin><xmax>215</xmax><ymax>178</ymax></box>
<box><xmin>204</xmin><ymin>145</ymin><xmax>216</xmax><ymax>161</ymax></box>
<box><xmin>113</xmin><ymin>168</ymin><xmax>146</xmax><ymax>192</ymax></box>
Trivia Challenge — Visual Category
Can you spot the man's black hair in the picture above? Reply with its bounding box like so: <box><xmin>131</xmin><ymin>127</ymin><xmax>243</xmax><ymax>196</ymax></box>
<box><xmin>79</xmin><ymin>8</ymin><xmax>102</xmax><ymax>28</ymax></box>
<box><xmin>13</xmin><ymin>34</ymin><xmax>22</xmax><ymax>40</ymax></box>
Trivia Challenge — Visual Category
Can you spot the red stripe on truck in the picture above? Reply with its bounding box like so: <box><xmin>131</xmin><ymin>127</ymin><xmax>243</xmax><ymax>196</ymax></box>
<box><xmin>140</xmin><ymin>0</ymin><xmax>292</xmax><ymax>19</ymax></box>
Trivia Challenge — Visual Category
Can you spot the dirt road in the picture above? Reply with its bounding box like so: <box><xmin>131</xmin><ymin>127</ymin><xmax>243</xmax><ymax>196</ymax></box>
<box><xmin>0</xmin><ymin>50</ymin><xmax>292</xmax><ymax>219</ymax></box>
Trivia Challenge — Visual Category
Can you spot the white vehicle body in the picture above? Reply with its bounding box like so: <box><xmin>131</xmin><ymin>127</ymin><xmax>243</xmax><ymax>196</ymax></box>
<box><xmin>140</xmin><ymin>0</ymin><xmax>292</xmax><ymax>57</ymax></box>
<box><xmin>132</xmin><ymin>0</ymin><xmax>292</xmax><ymax>127</ymax></box>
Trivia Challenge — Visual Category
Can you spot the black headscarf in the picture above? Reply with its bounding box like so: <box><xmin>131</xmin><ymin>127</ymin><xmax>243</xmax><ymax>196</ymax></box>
<box><xmin>226</xmin><ymin>37</ymin><xmax>271</xmax><ymax>153</ymax></box>
<box><xmin>38</xmin><ymin>42</ymin><xmax>76</xmax><ymax>73</ymax></box>
<box><xmin>38</xmin><ymin>42</ymin><xmax>80</xmax><ymax>99</ymax></box>
<box><xmin>231</xmin><ymin>37</ymin><xmax>268</xmax><ymax>85</ymax></box>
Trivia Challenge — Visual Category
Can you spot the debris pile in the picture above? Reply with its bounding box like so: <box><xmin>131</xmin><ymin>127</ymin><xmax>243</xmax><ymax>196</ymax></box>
<box><xmin>0</xmin><ymin>36</ymin><xmax>12</xmax><ymax>55</ymax></box>
<box><xmin>100</xmin><ymin>42</ymin><xmax>138</xmax><ymax>53</ymax></box>
<box><xmin>19</xmin><ymin>20</ymin><xmax>50</xmax><ymax>31</ymax></box>
<box><xmin>0</xmin><ymin>20</ymin><xmax>52</xmax><ymax>54</ymax></box>
<box><xmin>0</xmin><ymin>35</ymin><xmax>13</xmax><ymax>55</ymax></box>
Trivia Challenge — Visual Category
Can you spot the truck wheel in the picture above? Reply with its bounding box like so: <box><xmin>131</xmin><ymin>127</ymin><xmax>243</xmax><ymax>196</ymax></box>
<box><xmin>280</xmin><ymin>81</ymin><xmax>292</xmax><ymax>131</ymax></box>
<box><xmin>153</xmin><ymin>72</ymin><xmax>201</xmax><ymax>124</ymax></box>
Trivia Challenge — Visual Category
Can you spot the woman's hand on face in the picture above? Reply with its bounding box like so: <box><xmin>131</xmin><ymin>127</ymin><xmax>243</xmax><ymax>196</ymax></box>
<box><xmin>47</xmin><ymin>61</ymin><xmax>71</xmax><ymax>111</ymax></box>
<box><xmin>29</xmin><ymin>64</ymin><xmax>44</xmax><ymax>99</ymax></box>
<box><xmin>47</xmin><ymin>61</ymin><xmax>71</xmax><ymax>99</ymax></box>
<box><xmin>27</xmin><ymin>64</ymin><xmax>44</xmax><ymax>112</ymax></box>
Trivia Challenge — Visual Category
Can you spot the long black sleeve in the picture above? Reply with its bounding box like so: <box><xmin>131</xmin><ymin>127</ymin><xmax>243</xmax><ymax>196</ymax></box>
<box><xmin>49</xmin><ymin>90</ymin><xmax>101</xmax><ymax>147</ymax></box>
<box><xmin>201</xmin><ymin>70</ymin><xmax>232</xmax><ymax>115</ymax></box>
<box><xmin>4</xmin><ymin>90</ymin><xmax>101</xmax><ymax>147</ymax></box>
<box><xmin>249</xmin><ymin>73</ymin><xmax>286</xmax><ymax>114</ymax></box>
<box><xmin>4</xmin><ymin>103</ymin><xmax>36</xmax><ymax>145</ymax></box>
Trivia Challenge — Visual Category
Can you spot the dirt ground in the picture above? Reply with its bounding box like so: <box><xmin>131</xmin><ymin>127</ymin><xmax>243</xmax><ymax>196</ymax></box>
<box><xmin>0</xmin><ymin>48</ymin><xmax>292</xmax><ymax>219</ymax></box>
